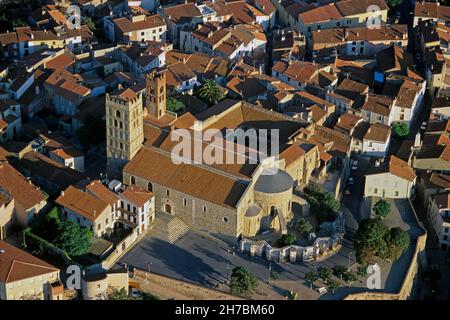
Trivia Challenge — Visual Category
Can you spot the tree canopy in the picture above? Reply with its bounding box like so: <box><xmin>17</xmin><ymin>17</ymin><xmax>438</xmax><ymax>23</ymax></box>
<box><xmin>304</xmin><ymin>183</ymin><xmax>340</xmax><ymax>222</ymax></box>
<box><xmin>277</xmin><ymin>234</ymin><xmax>297</xmax><ymax>247</ymax></box>
<box><xmin>108</xmin><ymin>288</ymin><xmax>129</xmax><ymax>300</ymax></box>
<box><xmin>166</xmin><ymin>97</ymin><xmax>185</xmax><ymax>113</ymax></box>
<box><xmin>354</xmin><ymin>218</ymin><xmax>410</xmax><ymax>264</ymax></box>
<box><xmin>297</xmin><ymin>218</ymin><xmax>313</xmax><ymax>236</ymax></box>
<box><xmin>197</xmin><ymin>79</ymin><xmax>224</xmax><ymax>105</ymax></box>
<box><xmin>55</xmin><ymin>220</ymin><xmax>93</xmax><ymax>257</ymax></box>
<box><xmin>229</xmin><ymin>266</ymin><xmax>258</xmax><ymax>298</ymax></box>
<box><xmin>392</xmin><ymin>122</ymin><xmax>409</xmax><ymax>138</ymax></box>
<box><xmin>304</xmin><ymin>271</ymin><xmax>319</xmax><ymax>289</ymax></box>
<box><xmin>373</xmin><ymin>199</ymin><xmax>391</xmax><ymax>219</ymax></box>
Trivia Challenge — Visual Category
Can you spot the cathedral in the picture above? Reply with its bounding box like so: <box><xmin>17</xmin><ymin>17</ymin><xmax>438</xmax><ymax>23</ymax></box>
<box><xmin>106</xmin><ymin>69</ymin><xmax>298</xmax><ymax>240</ymax></box>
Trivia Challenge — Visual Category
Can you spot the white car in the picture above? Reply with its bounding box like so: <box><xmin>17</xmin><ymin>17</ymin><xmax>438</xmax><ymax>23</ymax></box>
<box><xmin>420</xmin><ymin>121</ymin><xmax>427</xmax><ymax>130</ymax></box>
<box><xmin>348</xmin><ymin>177</ymin><xmax>355</xmax><ymax>185</ymax></box>
<box><xmin>351</xmin><ymin>160</ymin><xmax>358</xmax><ymax>171</ymax></box>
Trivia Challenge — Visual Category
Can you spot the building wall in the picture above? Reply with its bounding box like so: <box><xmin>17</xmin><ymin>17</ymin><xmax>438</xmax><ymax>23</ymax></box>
<box><xmin>0</xmin><ymin>199</ymin><xmax>14</xmax><ymax>239</ymax></box>
<box><xmin>62</xmin><ymin>206</ymin><xmax>112</xmax><ymax>237</ymax></box>
<box><xmin>364</xmin><ymin>172</ymin><xmax>415</xmax><ymax>198</ymax></box>
<box><xmin>123</xmin><ymin>172</ymin><xmax>240</xmax><ymax>238</ymax></box>
<box><xmin>428</xmin><ymin>198</ymin><xmax>450</xmax><ymax>250</ymax></box>
<box><xmin>1</xmin><ymin>270</ymin><xmax>60</xmax><ymax>300</ymax></box>
<box><xmin>106</xmin><ymin>93</ymin><xmax>144</xmax><ymax>173</ymax></box>
<box><xmin>362</xmin><ymin>135</ymin><xmax>390</xmax><ymax>157</ymax></box>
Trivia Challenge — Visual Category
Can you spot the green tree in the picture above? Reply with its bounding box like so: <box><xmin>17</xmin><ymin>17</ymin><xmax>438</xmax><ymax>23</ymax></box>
<box><xmin>392</xmin><ymin>122</ymin><xmax>409</xmax><ymax>138</ymax></box>
<box><xmin>304</xmin><ymin>183</ymin><xmax>340</xmax><ymax>222</ymax></box>
<box><xmin>332</xmin><ymin>265</ymin><xmax>347</xmax><ymax>280</ymax></box>
<box><xmin>386</xmin><ymin>227</ymin><xmax>410</xmax><ymax>260</ymax></box>
<box><xmin>354</xmin><ymin>218</ymin><xmax>390</xmax><ymax>264</ymax></box>
<box><xmin>373</xmin><ymin>199</ymin><xmax>391</xmax><ymax>219</ymax></box>
<box><xmin>297</xmin><ymin>218</ymin><xmax>313</xmax><ymax>236</ymax></box>
<box><xmin>166</xmin><ymin>97</ymin><xmax>185</xmax><ymax>113</ymax></box>
<box><xmin>82</xmin><ymin>17</ymin><xmax>97</xmax><ymax>31</ymax></box>
<box><xmin>342</xmin><ymin>271</ymin><xmax>358</xmax><ymax>288</ymax></box>
<box><xmin>197</xmin><ymin>79</ymin><xmax>224</xmax><ymax>105</ymax></box>
<box><xmin>304</xmin><ymin>270</ymin><xmax>319</xmax><ymax>289</ymax></box>
<box><xmin>55</xmin><ymin>220</ymin><xmax>93</xmax><ymax>257</ymax></box>
<box><xmin>318</xmin><ymin>266</ymin><xmax>332</xmax><ymax>284</ymax></box>
<box><xmin>327</xmin><ymin>280</ymin><xmax>339</xmax><ymax>295</ymax></box>
<box><xmin>277</xmin><ymin>234</ymin><xmax>297</xmax><ymax>247</ymax></box>
<box><xmin>229</xmin><ymin>266</ymin><xmax>258</xmax><ymax>298</ymax></box>
<box><xmin>356</xmin><ymin>265</ymin><xmax>368</xmax><ymax>279</ymax></box>
<box><xmin>108</xmin><ymin>288</ymin><xmax>129</xmax><ymax>300</ymax></box>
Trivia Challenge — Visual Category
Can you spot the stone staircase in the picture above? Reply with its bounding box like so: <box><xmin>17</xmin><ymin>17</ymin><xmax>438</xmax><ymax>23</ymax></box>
<box><xmin>277</xmin><ymin>208</ymin><xmax>288</xmax><ymax>235</ymax></box>
<box><xmin>150</xmin><ymin>212</ymin><xmax>190</xmax><ymax>244</ymax></box>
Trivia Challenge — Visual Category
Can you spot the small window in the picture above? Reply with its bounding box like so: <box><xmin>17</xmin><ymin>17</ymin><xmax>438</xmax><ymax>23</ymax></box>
<box><xmin>202</xmin><ymin>205</ymin><xmax>207</xmax><ymax>213</ymax></box>
<box><xmin>147</xmin><ymin>182</ymin><xmax>152</xmax><ymax>192</ymax></box>
<box><xmin>116</xmin><ymin>110</ymin><xmax>121</xmax><ymax>118</ymax></box>
<box><xmin>166</xmin><ymin>189</ymin><xmax>170</xmax><ymax>196</ymax></box>
<box><xmin>130</xmin><ymin>176</ymin><xmax>135</xmax><ymax>185</ymax></box>
<box><xmin>222</xmin><ymin>217</ymin><xmax>228</xmax><ymax>223</ymax></box>
<box><xmin>183</xmin><ymin>198</ymin><xmax>187</xmax><ymax>206</ymax></box>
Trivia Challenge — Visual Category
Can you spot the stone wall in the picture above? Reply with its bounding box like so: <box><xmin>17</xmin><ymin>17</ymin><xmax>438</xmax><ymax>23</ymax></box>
<box><xmin>123</xmin><ymin>172</ymin><xmax>239</xmax><ymax>238</ymax></box>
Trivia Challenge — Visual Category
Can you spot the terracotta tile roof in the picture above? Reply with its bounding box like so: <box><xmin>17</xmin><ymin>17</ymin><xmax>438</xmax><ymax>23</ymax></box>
<box><xmin>0</xmin><ymin>161</ymin><xmax>46</xmax><ymax>210</ymax></box>
<box><xmin>428</xmin><ymin>173</ymin><xmax>450</xmax><ymax>189</ymax></box>
<box><xmin>367</xmin><ymin>155</ymin><xmax>416</xmax><ymax>181</ymax></box>
<box><xmin>314</xmin><ymin>125</ymin><xmax>351</xmax><ymax>157</ymax></box>
<box><xmin>85</xmin><ymin>180</ymin><xmax>119</xmax><ymax>207</ymax></box>
<box><xmin>431</xmin><ymin>192</ymin><xmax>450</xmax><ymax>210</ymax></box>
<box><xmin>248</xmin><ymin>0</ymin><xmax>276</xmax><ymax>15</ymax></box>
<box><xmin>113</xmin><ymin>14</ymin><xmax>166</xmax><ymax>33</ymax></box>
<box><xmin>171</xmin><ymin>112</ymin><xmax>197</xmax><ymax>129</ymax></box>
<box><xmin>335</xmin><ymin>113</ymin><xmax>363</xmax><ymax>133</ymax></box>
<box><xmin>363</xmin><ymin>123</ymin><xmax>391</xmax><ymax>143</ymax></box>
<box><xmin>335</xmin><ymin>0</ymin><xmax>389</xmax><ymax>16</ymax></box>
<box><xmin>121</xmin><ymin>185</ymin><xmax>153</xmax><ymax>208</ymax></box>
<box><xmin>299</xmin><ymin>3</ymin><xmax>342</xmax><ymax>24</ymax></box>
<box><xmin>415</xmin><ymin>2</ymin><xmax>450</xmax><ymax>20</ymax></box>
<box><xmin>280</xmin><ymin>144</ymin><xmax>305</xmax><ymax>166</ymax></box>
<box><xmin>0</xmin><ymin>240</ymin><xmax>59</xmax><ymax>284</ymax></box>
<box><xmin>123</xmin><ymin>147</ymin><xmax>248</xmax><ymax>208</ymax></box>
<box><xmin>56</xmin><ymin>186</ymin><xmax>109</xmax><ymax>221</ymax></box>
<box><xmin>163</xmin><ymin>3</ymin><xmax>202</xmax><ymax>24</ymax></box>
<box><xmin>376</xmin><ymin>45</ymin><xmax>414</xmax><ymax>73</ymax></box>
<box><xmin>313</xmin><ymin>25</ymin><xmax>407</xmax><ymax>47</ymax></box>
<box><xmin>226</xmin><ymin>76</ymin><xmax>266</xmax><ymax>99</ymax></box>
<box><xmin>228</xmin><ymin>1</ymin><xmax>266</xmax><ymax>25</ymax></box>
<box><xmin>395</xmin><ymin>79</ymin><xmax>422</xmax><ymax>109</ymax></box>
<box><xmin>362</xmin><ymin>94</ymin><xmax>394</xmax><ymax>116</ymax></box>
<box><xmin>273</xmin><ymin>60</ymin><xmax>317</xmax><ymax>85</ymax></box>
<box><xmin>45</xmin><ymin>53</ymin><xmax>74</xmax><ymax>70</ymax></box>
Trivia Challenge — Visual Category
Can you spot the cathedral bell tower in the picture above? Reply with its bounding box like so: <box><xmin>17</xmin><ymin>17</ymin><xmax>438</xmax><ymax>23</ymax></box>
<box><xmin>146</xmin><ymin>69</ymin><xmax>166</xmax><ymax>119</ymax></box>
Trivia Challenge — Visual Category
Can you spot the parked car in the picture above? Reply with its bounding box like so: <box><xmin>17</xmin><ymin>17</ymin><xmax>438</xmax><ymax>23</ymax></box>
<box><xmin>351</xmin><ymin>160</ymin><xmax>358</xmax><ymax>171</ymax></box>
<box><xmin>347</xmin><ymin>177</ymin><xmax>355</xmax><ymax>185</ymax></box>
<box><xmin>421</xmin><ymin>121</ymin><xmax>427</xmax><ymax>131</ymax></box>
<box><xmin>130</xmin><ymin>288</ymin><xmax>141</xmax><ymax>299</ymax></box>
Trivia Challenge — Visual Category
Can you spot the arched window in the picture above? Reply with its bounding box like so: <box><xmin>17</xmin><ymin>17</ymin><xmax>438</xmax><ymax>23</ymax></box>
<box><xmin>202</xmin><ymin>205</ymin><xmax>207</xmax><ymax>213</ymax></box>
<box><xmin>183</xmin><ymin>198</ymin><xmax>187</xmax><ymax>206</ymax></box>
<box><xmin>222</xmin><ymin>217</ymin><xmax>228</xmax><ymax>223</ymax></box>
<box><xmin>147</xmin><ymin>182</ymin><xmax>152</xmax><ymax>192</ymax></box>
<box><xmin>130</xmin><ymin>176</ymin><xmax>135</xmax><ymax>185</ymax></box>
<box><xmin>166</xmin><ymin>189</ymin><xmax>170</xmax><ymax>196</ymax></box>
<box><xmin>116</xmin><ymin>110</ymin><xmax>121</xmax><ymax>118</ymax></box>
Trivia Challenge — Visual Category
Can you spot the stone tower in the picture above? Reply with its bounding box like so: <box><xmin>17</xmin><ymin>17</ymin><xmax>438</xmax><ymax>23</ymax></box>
<box><xmin>106</xmin><ymin>88</ymin><xmax>144</xmax><ymax>176</ymax></box>
<box><xmin>146</xmin><ymin>69</ymin><xmax>166</xmax><ymax>118</ymax></box>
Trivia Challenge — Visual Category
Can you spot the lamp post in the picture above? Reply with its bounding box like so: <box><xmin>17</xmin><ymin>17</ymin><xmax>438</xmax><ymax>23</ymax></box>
<box><xmin>268</xmin><ymin>260</ymin><xmax>272</xmax><ymax>284</ymax></box>
<box><xmin>146</xmin><ymin>260</ymin><xmax>152</xmax><ymax>274</ymax></box>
